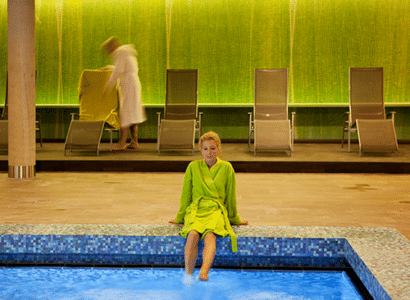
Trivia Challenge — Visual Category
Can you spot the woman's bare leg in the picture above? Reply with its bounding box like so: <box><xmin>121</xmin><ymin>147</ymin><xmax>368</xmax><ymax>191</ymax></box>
<box><xmin>127</xmin><ymin>124</ymin><xmax>139</xmax><ymax>150</ymax></box>
<box><xmin>113</xmin><ymin>127</ymin><xmax>129</xmax><ymax>151</ymax></box>
<box><xmin>185</xmin><ymin>231</ymin><xmax>200</xmax><ymax>275</ymax></box>
<box><xmin>199</xmin><ymin>232</ymin><xmax>216</xmax><ymax>281</ymax></box>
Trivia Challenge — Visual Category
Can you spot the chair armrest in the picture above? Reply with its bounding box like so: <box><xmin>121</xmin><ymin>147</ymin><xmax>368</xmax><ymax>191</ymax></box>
<box><xmin>197</xmin><ymin>112</ymin><xmax>203</xmax><ymax>137</ymax></box>
<box><xmin>157</xmin><ymin>111</ymin><xmax>161</xmax><ymax>133</ymax></box>
<box><xmin>248</xmin><ymin>112</ymin><xmax>253</xmax><ymax>124</ymax></box>
<box><xmin>291</xmin><ymin>112</ymin><xmax>296</xmax><ymax>144</ymax></box>
<box><xmin>70</xmin><ymin>113</ymin><xmax>79</xmax><ymax>121</ymax></box>
<box><xmin>248</xmin><ymin>112</ymin><xmax>253</xmax><ymax>126</ymax></box>
<box><xmin>387</xmin><ymin>111</ymin><xmax>396</xmax><ymax>122</ymax></box>
<box><xmin>156</xmin><ymin>112</ymin><xmax>162</xmax><ymax>152</ymax></box>
<box><xmin>248</xmin><ymin>112</ymin><xmax>254</xmax><ymax>152</ymax></box>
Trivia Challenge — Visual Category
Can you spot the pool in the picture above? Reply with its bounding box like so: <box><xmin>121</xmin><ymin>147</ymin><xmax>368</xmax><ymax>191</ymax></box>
<box><xmin>0</xmin><ymin>225</ymin><xmax>406</xmax><ymax>300</ymax></box>
<box><xmin>0</xmin><ymin>267</ymin><xmax>365</xmax><ymax>300</ymax></box>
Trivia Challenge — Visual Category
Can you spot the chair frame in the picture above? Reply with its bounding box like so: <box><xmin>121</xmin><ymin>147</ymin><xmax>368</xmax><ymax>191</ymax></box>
<box><xmin>157</xmin><ymin>69</ymin><xmax>202</xmax><ymax>155</ymax></box>
<box><xmin>248</xmin><ymin>68</ymin><xmax>295</xmax><ymax>156</ymax></box>
<box><xmin>342</xmin><ymin>67</ymin><xmax>396</xmax><ymax>152</ymax></box>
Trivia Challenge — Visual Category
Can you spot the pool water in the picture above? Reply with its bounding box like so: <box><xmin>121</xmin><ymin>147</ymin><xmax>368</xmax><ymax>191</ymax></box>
<box><xmin>0</xmin><ymin>267</ymin><xmax>364</xmax><ymax>300</ymax></box>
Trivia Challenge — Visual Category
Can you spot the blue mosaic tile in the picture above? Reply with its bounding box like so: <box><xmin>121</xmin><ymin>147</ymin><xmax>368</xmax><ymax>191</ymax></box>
<box><xmin>344</xmin><ymin>241</ymin><xmax>392</xmax><ymax>300</ymax></box>
<box><xmin>0</xmin><ymin>232</ymin><xmax>396</xmax><ymax>300</ymax></box>
<box><xmin>1</xmin><ymin>235</ymin><xmax>345</xmax><ymax>263</ymax></box>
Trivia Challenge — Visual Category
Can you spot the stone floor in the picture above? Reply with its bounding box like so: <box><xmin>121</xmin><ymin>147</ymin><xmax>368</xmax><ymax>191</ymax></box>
<box><xmin>1</xmin><ymin>172</ymin><xmax>409</xmax><ymax>238</ymax></box>
<box><xmin>0</xmin><ymin>155</ymin><xmax>409</xmax><ymax>299</ymax></box>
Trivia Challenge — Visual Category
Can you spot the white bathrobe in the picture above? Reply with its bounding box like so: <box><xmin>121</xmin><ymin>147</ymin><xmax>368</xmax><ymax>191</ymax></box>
<box><xmin>105</xmin><ymin>45</ymin><xmax>147</xmax><ymax>128</ymax></box>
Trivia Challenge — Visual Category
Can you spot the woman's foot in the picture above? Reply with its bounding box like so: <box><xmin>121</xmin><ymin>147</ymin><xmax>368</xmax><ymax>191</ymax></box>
<box><xmin>126</xmin><ymin>142</ymin><xmax>139</xmax><ymax>150</ymax></box>
<box><xmin>183</xmin><ymin>273</ymin><xmax>195</xmax><ymax>286</ymax></box>
<box><xmin>112</xmin><ymin>143</ymin><xmax>128</xmax><ymax>151</ymax></box>
<box><xmin>198</xmin><ymin>271</ymin><xmax>209</xmax><ymax>281</ymax></box>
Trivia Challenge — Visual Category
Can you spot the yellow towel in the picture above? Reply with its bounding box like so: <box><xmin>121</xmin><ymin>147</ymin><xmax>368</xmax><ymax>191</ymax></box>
<box><xmin>78</xmin><ymin>69</ymin><xmax>121</xmax><ymax>130</ymax></box>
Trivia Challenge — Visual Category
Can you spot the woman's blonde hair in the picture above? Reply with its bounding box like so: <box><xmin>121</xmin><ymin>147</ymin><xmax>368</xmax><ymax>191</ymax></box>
<box><xmin>199</xmin><ymin>131</ymin><xmax>221</xmax><ymax>150</ymax></box>
<box><xmin>100</xmin><ymin>36</ymin><xmax>122</xmax><ymax>53</ymax></box>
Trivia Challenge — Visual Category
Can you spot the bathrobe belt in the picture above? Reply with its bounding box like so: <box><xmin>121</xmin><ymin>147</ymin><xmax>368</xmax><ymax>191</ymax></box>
<box><xmin>190</xmin><ymin>198</ymin><xmax>238</xmax><ymax>253</ymax></box>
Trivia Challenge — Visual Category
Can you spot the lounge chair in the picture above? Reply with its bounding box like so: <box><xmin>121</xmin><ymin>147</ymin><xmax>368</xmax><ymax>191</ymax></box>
<box><xmin>157</xmin><ymin>69</ymin><xmax>202</xmax><ymax>155</ymax></box>
<box><xmin>64</xmin><ymin>120</ymin><xmax>105</xmax><ymax>156</ymax></box>
<box><xmin>342</xmin><ymin>67</ymin><xmax>398</xmax><ymax>155</ymax></box>
<box><xmin>356</xmin><ymin>119</ymin><xmax>398</xmax><ymax>156</ymax></box>
<box><xmin>64</xmin><ymin>69</ymin><xmax>120</xmax><ymax>155</ymax></box>
<box><xmin>249</xmin><ymin>69</ymin><xmax>295</xmax><ymax>156</ymax></box>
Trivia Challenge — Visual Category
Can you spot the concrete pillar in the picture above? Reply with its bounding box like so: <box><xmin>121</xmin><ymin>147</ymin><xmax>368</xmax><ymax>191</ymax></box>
<box><xmin>7</xmin><ymin>0</ymin><xmax>36</xmax><ymax>178</ymax></box>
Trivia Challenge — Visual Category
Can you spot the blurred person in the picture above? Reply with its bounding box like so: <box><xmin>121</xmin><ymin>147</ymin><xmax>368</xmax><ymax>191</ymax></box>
<box><xmin>101</xmin><ymin>37</ymin><xmax>146</xmax><ymax>151</ymax></box>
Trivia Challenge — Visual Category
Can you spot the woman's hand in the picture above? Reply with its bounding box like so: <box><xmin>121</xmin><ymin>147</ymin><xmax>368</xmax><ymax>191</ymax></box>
<box><xmin>168</xmin><ymin>219</ymin><xmax>179</xmax><ymax>225</ymax></box>
<box><xmin>99</xmin><ymin>65</ymin><xmax>114</xmax><ymax>71</ymax></box>
<box><xmin>239</xmin><ymin>220</ymin><xmax>249</xmax><ymax>226</ymax></box>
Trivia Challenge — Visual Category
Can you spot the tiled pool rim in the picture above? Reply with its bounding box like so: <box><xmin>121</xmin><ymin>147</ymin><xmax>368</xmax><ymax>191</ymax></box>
<box><xmin>1</xmin><ymin>225</ymin><xmax>409</xmax><ymax>300</ymax></box>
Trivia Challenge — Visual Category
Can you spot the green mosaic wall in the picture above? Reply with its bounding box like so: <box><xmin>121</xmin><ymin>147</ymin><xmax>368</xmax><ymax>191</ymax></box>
<box><xmin>1</xmin><ymin>0</ymin><xmax>409</xmax><ymax>140</ymax></box>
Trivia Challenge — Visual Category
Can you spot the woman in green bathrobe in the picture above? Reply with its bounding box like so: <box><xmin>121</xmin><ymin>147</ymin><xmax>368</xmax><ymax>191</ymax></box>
<box><xmin>169</xmin><ymin>131</ymin><xmax>249</xmax><ymax>281</ymax></box>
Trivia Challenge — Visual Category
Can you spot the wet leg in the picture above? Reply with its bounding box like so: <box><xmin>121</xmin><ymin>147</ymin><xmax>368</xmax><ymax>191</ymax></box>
<box><xmin>185</xmin><ymin>231</ymin><xmax>200</xmax><ymax>275</ymax></box>
<box><xmin>199</xmin><ymin>232</ymin><xmax>216</xmax><ymax>281</ymax></box>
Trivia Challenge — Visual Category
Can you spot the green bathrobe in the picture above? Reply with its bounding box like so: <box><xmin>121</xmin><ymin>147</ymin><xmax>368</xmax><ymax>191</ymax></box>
<box><xmin>174</xmin><ymin>158</ymin><xmax>243</xmax><ymax>252</ymax></box>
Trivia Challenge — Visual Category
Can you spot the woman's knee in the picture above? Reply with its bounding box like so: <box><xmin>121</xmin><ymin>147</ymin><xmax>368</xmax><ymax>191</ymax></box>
<box><xmin>188</xmin><ymin>230</ymin><xmax>200</xmax><ymax>238</ymax></box>
<box><xmin>203</xmin><ymin>232</ymin><xmax>216</xmax><ymax>243</ymax></box>
<box><xmin>187</xmin><ymin>230</ymin><xmax>200</xmax><ymax>243</ymax></box>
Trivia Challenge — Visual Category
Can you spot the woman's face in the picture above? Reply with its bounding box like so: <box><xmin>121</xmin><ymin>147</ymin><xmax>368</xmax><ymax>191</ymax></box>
<box><xmin>201</xmin><ymin>139</ymin><xmax>220</xmax><ymax>167</ymax></box>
